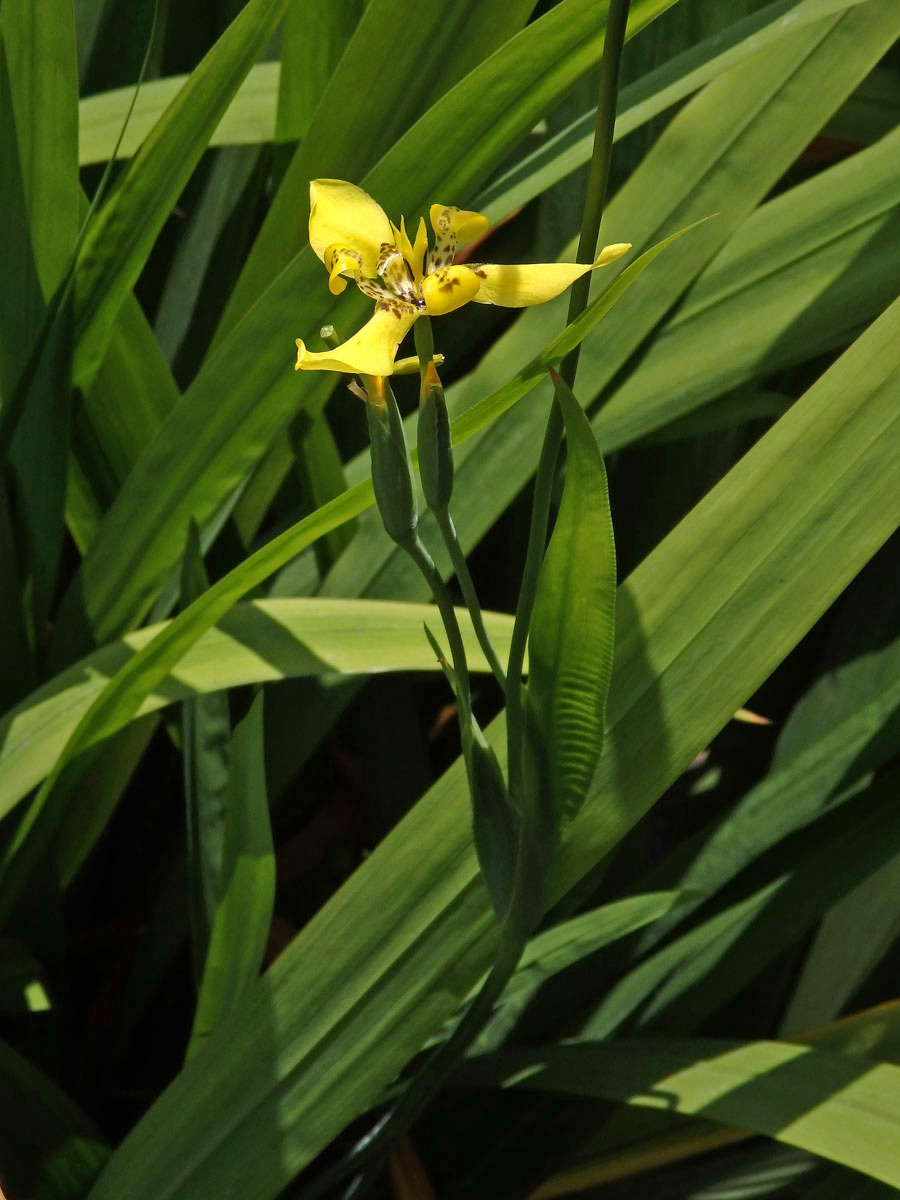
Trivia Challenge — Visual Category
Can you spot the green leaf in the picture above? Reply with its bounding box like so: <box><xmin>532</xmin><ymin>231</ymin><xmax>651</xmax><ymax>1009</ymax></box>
<box><xmin>526</xmin><ymin>371</ymin><xmax>616</xmax><ymax>834</ymax></box>
<box><xmin>782</xmin><ymin>850</ymin><xmax>900</xmax><ymax>1037</ymax></box>
<box><xmin>515</xmin><ymin>1006</ymin><xmax>900</xmax><ymax>1199</ymax></box>
<box><xmin>180</xmin><ymin>524</ymin><xmax>230</xmax><ymax>983</ymax></box>
<box><xmin>0</xmin><ymin>455</ymin><xmax>36</xmax><ymax>706</ymax></box>
<box><xmin>324</xmin><ymin>2</ymin><xmax>900</xmax><ymax>639</ymax></box>
<box><xmin>186</xmin><ymin>693</ymin><xmax>274</xmax><ymax>1061</ymax></box>
<box><xmin>52</xmin><ymin>0</ymin><xmax>674</xmax><ymax>656</ymax></box>
<box><xmin>71</xmin><ymin>0</ymin><xmax>294</xmax><ymax>392</ymax></box>
<box><xmin>475</xmin><ymin>0</ymin><xmax>872</xmax><ymax>223</ymax></box>
<box><xmin>826</xmin><ymin>64</ymin><xmax>900</xmax><ymax>142</ymax></box>
<box><xmin>73</xmin><ymin>292</ymin><xmax>182</xmax><ymax>528</ymax></box>
<box><xmin>288</xmin><ymin>407</ymin><xmax>355</xmax><ymax>574</ymax></box>
<box><xmin>469</xmin><ymin>732</ymin><xmax>519</xmax><ymax>920</ymax></box>
<box><xmin>580</xmin><ymin>767</ymin><xmax>900</xmax><ymax>1039</ymax></box>
<box><xmin>217</xmin><ymin>0</ymin><xmax>545</xmax><ymax>336</ymax></box>
<box><xmin>633</xmin><ymin>634</ymin><xmax>900</xmax><ymax>955</ymax></box>
<box><xmin>0</xmin><ymin>1034</ymin><xmax>108</xmax><ymax>1200</ymax></box>
<box><xmin>81</xmin><ymin>285</ymin><xmax>900</xmax><ymax>1200</ymax></box>
<box><xmin>78</xmin><ymin>64</ymin><xmax>281</xmax><ymax>165</ymax></box>
<box><xmin>469</xmin><ymin>891</ymin><xmax>687</xmax><ymax>1054</ymax></box>
<box><xmin>3</xmin><ymin>228</ymin><xmax>681</xmax><ymax>923</ymax></box>
<box><xmin>274</xmin><ymin>0</ymin><xmax>362</xmax><ymax>149</ymax></box>
<box><xmin>600</xmin><ymin>120</ymin><xmax>900</xmax><ymax>447</ymax></box>
<box><xmin>0</xmin><ymin>0</ymin><xmax>78</xmax><ymax>326</ymax></box>
<box><xmin>0</xmin><ymin>599</ymin><xmax>517</xmax><ymax>825</ymax></box>
<box><xmin>774</xmin><ymin>611</ymin><xmax>900</xmax><ymax>1034</ymax></box>
<box><xmin>464</xmin><ymin>1035</ymin><xmax>900</xmax><ymax>1189</ymax></box>
<box><xmin>0</xmin><ymin>0</ymin><xmax>78</xmax><ymax>632</ymax></box>
<box><xmin>152</xmin><ymin>146</ymin><xmax>263</xmax><ymax>372</ymax></box>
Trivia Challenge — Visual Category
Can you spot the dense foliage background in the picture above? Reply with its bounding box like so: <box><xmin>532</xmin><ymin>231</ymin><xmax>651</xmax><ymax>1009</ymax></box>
<box><xmin>1</xmin><ymin>0</ymin><xmax>899</xmax><ymax>1196</ymax></box>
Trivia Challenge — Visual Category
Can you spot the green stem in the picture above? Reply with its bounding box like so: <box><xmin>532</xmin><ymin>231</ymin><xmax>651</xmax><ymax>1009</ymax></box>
<box><xmin>506</xmin><ymin>0</ymin><xmax>631</xmax><ymax>802</ymax></box>
<box><xmin>560</xmin><ymin>0</ymin><xmax>631</xmax><ymax>389</ymax></box>
<box><xmin>399</xmin><ymin>534</ymin><xmax>473</xmax><ymax>726</ymax></box>
<box><xmin>434</xmin><ymin>507</ymin><xmax>507</xmax><ymax>693</ymax></box>
<box><xmin>413</xmin><ymin>313</ymin><xmax>435</xmax><ymax>382</ymax></box>
<box><xmin>301</xmin><ymin>9</ymin><xmax>632</xmax><ymax>1196</ymax></box>
<box><xmin>414</xmin><ymin>314</ymin><xmax>506</xmax><ymax>691</ymax></box>
<box><xmin>298</xmin><ymin>848</ymin><xmax>538</xmax><ymax>1200</ymax></box>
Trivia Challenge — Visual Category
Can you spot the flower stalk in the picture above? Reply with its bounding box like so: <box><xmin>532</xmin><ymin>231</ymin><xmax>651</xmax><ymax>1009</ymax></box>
<box><xmin>506</xmin><ymin>0</ymin><xmax>632</xmax><ymax>808</ymax></box>
<box><xmin>296</xmin><ymin>7</ymin><xmax>631</xmax><ymax>1189</ymax></box>
<box><xmin>363</xmin><ymin>373</ymin><xmax>474</xmax><ymax>728</ymax></box>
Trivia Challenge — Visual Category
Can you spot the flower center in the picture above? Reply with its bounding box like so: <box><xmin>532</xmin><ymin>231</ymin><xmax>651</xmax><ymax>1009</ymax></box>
<box><xmin>324</xmin><ymin>202</ymin><xmax>491</xmax><ymax>318</ymax></box>
<box><xmin>376</xmin><ymin>242</ymin><xmax>424</xmax><ymax>310</ymax></box>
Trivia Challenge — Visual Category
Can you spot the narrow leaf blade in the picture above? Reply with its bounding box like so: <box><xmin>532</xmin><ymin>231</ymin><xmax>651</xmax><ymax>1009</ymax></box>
<box><xmin>527</xmin><ymin>371</ymin><xmax>616</xmax><ymax>831</ymax></box>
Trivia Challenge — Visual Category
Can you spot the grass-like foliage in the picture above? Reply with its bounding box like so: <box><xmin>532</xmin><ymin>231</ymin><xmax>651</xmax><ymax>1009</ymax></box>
<box><xmin>1</xmin><ymin>0</ymin><xmax>899</xmax><ymax>1197</ymax></box>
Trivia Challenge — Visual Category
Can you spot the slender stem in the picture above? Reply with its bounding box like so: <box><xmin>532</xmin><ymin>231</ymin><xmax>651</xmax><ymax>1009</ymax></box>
<box><xmin>434</xmin><ymin>507</ymin><xmax>507</xmax><ymax>693</ymax></box>
<box><xmin>298</xmin><ymin>880</ymin><xmax>531</xmax><ymax>1200</ymax></box>
<box><xmin>413</xmin><ymin>315</ymin><xmax>506</xmax><ymax>690</ymax></box>
<box><xmin>560</xmin><ymin>0</ymin><xmax>631</xmax><ymax>389</ymax></box>
<box><xmin>301</xmin><ymin>9</ymin><xmax>632</xmax><ymax>1197</ymax></box>
<box><xmin>505</xmin><ymin>0</ymin><xmax>631</xmax><ymax>802</ymax></box>
<box><xmin>399</xmin><ymin>534</ymin><xmax>472</xmax><ymax>725</ymax></box>
<box><xmin>413</xmin><ymin>314</ymin><xmax>435</xmax><ymax>382</ymax></box>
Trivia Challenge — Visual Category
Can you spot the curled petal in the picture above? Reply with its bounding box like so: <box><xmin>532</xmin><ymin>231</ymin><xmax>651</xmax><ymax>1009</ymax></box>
<box><xmin>295</xmin><ymin>303</ymin><xmax>418</xmax><ymax>376</ymax></box>
<box><xmin>309</xmin><ymin>179</ymin><xmax>394</xmax><ymax>278</ymax></box>
<box><xmin>470</xmin><ymin>243</ymin><xmax>632</xmax><ymax>307</ymax></box>
<box><xmin>428</xmin><ymin>204</ymin><xmax>491</xmax><ymax>273</ymax></box>
<box><xmin>422</xmin><ymin>265</ymin><xmax>480</xmax><ymax>316</ymax></box>
<box><xmin>323</xmin><ymin>244</ymin><xmax>363</xmax><ymax>295</ymax></box>
<box><xmin>429</xmin><ymin>204</ymin><xmax>490</xmax><ymax>245</ymax></box>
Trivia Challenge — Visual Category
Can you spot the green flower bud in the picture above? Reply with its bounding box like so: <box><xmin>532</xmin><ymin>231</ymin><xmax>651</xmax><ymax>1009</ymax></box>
<box><xmin>365</xmin><ymin>377</ymin><xmax>418</xmax><ymax>545</ymax></box>
<box><xmin>417</xmin><ymin>361</ymin><xmax>454</xmax><ymax>512</ymax></box>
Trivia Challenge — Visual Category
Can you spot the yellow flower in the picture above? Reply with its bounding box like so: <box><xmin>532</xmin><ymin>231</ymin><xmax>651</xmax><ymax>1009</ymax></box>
<box><xmin>294</xmin><ymin>179</ymin><xmax>631</xmax><ymax>377</ymax></box>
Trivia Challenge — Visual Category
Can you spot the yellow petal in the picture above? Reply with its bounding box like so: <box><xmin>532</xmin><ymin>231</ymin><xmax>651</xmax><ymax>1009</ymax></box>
<box><xmin>429</xmin><ymin>204</ymin><xmax>490</xmax><ymax>244</ymax></box>
<box><xmin>308</xmin><ymin>179</ymin><xmax>394</xmax><ymax>278</ymax></box>
<box><xmin>595</xmin><ymin>242</ymin><xmax>631</xmax><ymax>265</ymax></box>
<box><xmin>471</xmin><ymin>243</ymin><xmax>632</xmax><ymax>307</ymax></box>
<box><xmin>390</xmin><ymin>215</ymin><xmax>430</xmax><ymax>287</ymax></box>
<box><xmin>428</xmin><ymin>205</ymin><xmax>491</xmax><ymax>274</ymax></box>
<box><xmin>421</xmin><ymin>265</ymin><xmax>480</xmax><ymax>317</ymax></box>
<box><xmin>294</xmin><ymin>303</ymin><xmax>418</xmax><ymax>376</ymax></box>
<box><xmin>393</xmin><ymin>214</ymin><xmax>428</xmax><ymax>285</ymax></box>
<box><xmin>391</xmin><ymin>218</ymin><xmax>412</xmax><ymax>261</ymax></box>
<box><xmin>323</xmin><ymin>244</ymin><xmax>363</xmax><ymax>295</ymax></box>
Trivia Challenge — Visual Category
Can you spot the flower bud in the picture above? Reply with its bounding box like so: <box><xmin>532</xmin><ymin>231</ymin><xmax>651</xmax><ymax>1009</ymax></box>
<box><xmin>417</xmin><ymin>361</ymin><xmax>454</xmax><ymax>512</ymax></box>
<box><xmin>366</xmin><ymin>378</ymin><xmax>418</xmax><ymax>544</ymax></box>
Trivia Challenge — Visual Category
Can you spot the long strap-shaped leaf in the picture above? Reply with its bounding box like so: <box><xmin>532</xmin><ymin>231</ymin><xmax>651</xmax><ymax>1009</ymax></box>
<box><xmin>475</xmin><ymin>0</ymin><xmax>875</xmax><ymax>221</ymax></box>
<box><xmin>215</xmin><ymin>0</ymin><xmax>541</xmax><ymax>339</ymax></box>
<box><xmin>323</xmin><ymin>2</ymin><xmax>900</xmax><ymax>610</ymax></box>
<box><xmin>51</xmin><ymin>0</ymin><xmax>674</xmax><ymax>655</ymax></box>
<box><xmin>527</xmin><ymin>372</ymin><xmax>616</xmax><ymax>833</ymax></box>
<box><xmin>0</xmin><ymin>0</ymin><xmax>78</xmax><ymax>642</ymax></box>
<box><xmin>0</xmin><ymin>232</ymin><xmax>677</xmax><ymax>931</ymax></box>
<box><xmin>83</xmin><ymin>296</ymin><xmax>900</xmax><ymax>1200</ymax></box>
<box><xmin>464</xmin><ymin>1036</ymin><xmax>900</xmax><ymax>1189</ymax></box>
<box><xmin>0</xmin><ymin>598</ymin><xmax>515</xmax><ymax>822</ymax></box>
<box><xmin>596</xmin><ymin>121</ymin><xmax>900</xmax><ymax>448</ymax></box>
<box><xmin>71</xmin><ymin>0</ymin><xmax>294</xmax><ymax>391</ymax></box>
